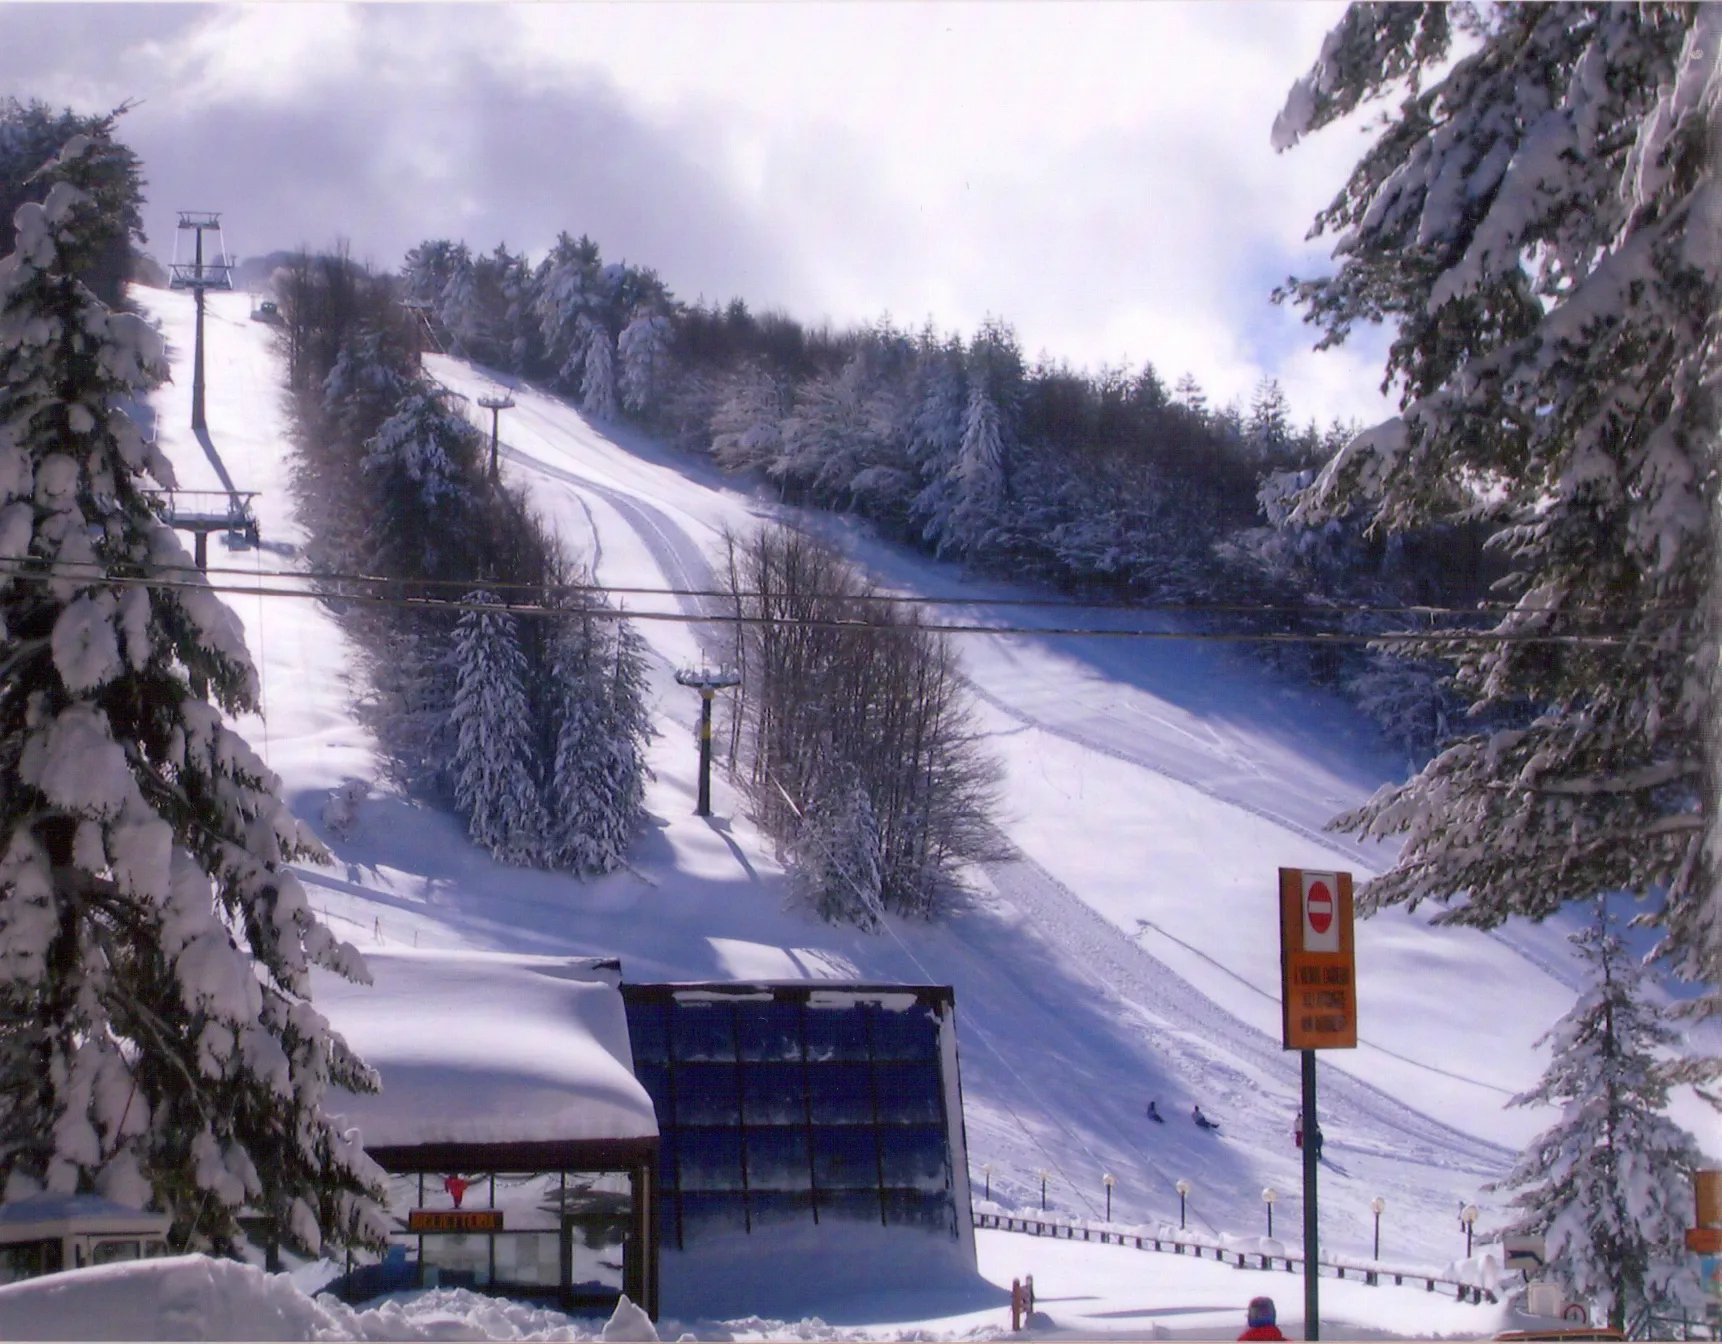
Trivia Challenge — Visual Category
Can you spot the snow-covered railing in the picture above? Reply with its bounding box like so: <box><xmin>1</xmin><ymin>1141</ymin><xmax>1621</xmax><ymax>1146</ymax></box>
<box><xmin>971</xmin><ymin>1203</ymin><xmax>1498</xmax><ymax>1305</ymax></box>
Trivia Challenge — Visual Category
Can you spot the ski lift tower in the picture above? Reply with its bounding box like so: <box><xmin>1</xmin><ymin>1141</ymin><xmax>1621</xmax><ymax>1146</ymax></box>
<box><xmin>674</xmin><ymin>664</ymin><xmax>741</xmax><ymax>817</ymax></box>
<box><xmin>477</xmin><ymin>393</ymin><xmax>515</xmax><ymax>482</ymax></box>
<box><xmin>169</xmin><ymin>212</ymin><xmax>233</xmax><ymax>432</ymax></box>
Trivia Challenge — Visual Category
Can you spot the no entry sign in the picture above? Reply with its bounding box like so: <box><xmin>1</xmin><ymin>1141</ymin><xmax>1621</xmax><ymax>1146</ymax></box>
<box><xmin>1279</xmin><ymin>868</ymin><xmax>1357</xmax><ymax>1049</ymax></box>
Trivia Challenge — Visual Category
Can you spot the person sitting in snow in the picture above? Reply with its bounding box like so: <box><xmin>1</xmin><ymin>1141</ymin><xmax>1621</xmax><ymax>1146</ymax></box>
<box><xmin>1193</xmin><ymin>1104</ymin><xmax>1218</xmax><ymax>1130</ymax></box>
<box><xmin>1238</xmin><ymin>1296</ymin><xmax>1286</xmax><ymax>1341</ymax></box>
<box><xmin>1146</xmin><ymin>1100</ymin><xmax>1164</xmax><ymax>1123</ymax></box>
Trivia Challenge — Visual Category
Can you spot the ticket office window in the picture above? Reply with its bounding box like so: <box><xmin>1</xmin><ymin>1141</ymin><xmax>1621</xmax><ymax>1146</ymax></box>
<box><xmin>389</xmin><ymin>1171</ymin><xmax>631</xmax><ymax>1297</ymax></box>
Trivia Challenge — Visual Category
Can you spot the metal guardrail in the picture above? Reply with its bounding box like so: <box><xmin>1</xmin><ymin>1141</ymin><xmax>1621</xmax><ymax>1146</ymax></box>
<box><xmin>972</xmin><ymin>1212</ymin><xmax>1497</xmax><ymax>1305</ymax></box>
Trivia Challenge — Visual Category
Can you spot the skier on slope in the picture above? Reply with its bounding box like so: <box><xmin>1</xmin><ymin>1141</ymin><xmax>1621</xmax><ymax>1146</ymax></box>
<box><xmin>1193</xmin><ymin>1104</ymin><xmax>1219</xmax><ymax>1131</ymax></box>
<box><xmin>1146</xmin><ymin>1100</ymin><xmax>1164</xmax><ymax>1123</ymax></box>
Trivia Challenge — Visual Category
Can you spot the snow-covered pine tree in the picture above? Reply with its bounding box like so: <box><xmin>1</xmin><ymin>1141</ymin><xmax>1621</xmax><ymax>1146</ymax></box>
<box><xmin>0</xmin><ymin>131</ymin><xmax>384</xmax><ymax>1254</ymax></box>
<box><xmin>709</xmin><ymin>367</ymin><xmax>789</xmax><ymax>473</ymax></box>
<box><xmin>1273</xmin><ymin>6</ymin><xmax>1720</xmax><ymax>1006</ymax></box>
<box><xmin>618</xmin><ymin>307</ymin><xmax>671</xmax><ymax>415</ymax></box>
<box><xmin>400</xmin><ymin>239</ymin><xmax>462</xmax><ymax>310</ymax></box>
<box><xmin>1495</xmin><ymin>906</ymin><xmax>1705</xmax><ymax>1331</ymax></box>
<box><xmin>360</xmin><ymin>382</ymin><xmax>478</xmax><ymax>580</ymax></box>
<box><xmin>948</xmin><ymin>379</ymin><xmax>1006</xmax><ymax>555</ymax></box>
<box><xmin>787</xmin><ymin>763</ymin><xmax>884</xmax><ymax>930</ymax></box>
<box><xmin>437</xmin><ymin>246</ymin><xmax>484</xmax><ymax>361</ymax></box>
<box><xmin>450</xmin><ymin>593</ymin><xmax>548</xmax><ymax>866</ymax></box>
<box><xmin>496</xmin><ymin>245</ymin><xmax>539</xmax><ymax>375</ymax></box>
<box><xmin>545</xmin><ymin>607</ymin><xmax>653</xmax><ymax>875</ymax></box>
<box><xmin>908</xmin><ymin>337</ymin><xmax>968</xmax><ymax>553</ymax></box>
<box><xmin>581</xmin><ymin>319</ymin><xmax>618</xmax><ymax>421</ymax></box>
<box><xmin>776</xmin><ymin>354</ymin><xmax>893</xmax><ymax>507</ymax></box>
<box><xmin>534</xmin><ymin>232</ymin><xmax>602</xmax><ymax>392</ymax></box>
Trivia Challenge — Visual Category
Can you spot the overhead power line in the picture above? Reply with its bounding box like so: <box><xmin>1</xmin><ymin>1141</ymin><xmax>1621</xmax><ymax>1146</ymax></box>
<box><xmin>0</xmin><ymin>561</ymin><xmax>1641</xmax><ymax>646</ymax></box>
<box><xmin>106</xmin><ymin>557</ymin><xmax>1668</xmax><ymax>624</ymax></box>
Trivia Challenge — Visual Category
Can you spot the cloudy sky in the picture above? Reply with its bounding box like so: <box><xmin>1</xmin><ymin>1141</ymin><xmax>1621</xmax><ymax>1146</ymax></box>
<box><xmin>5</xmin><ymin>2</ymin><xmax>1399</xmax><ymax>427</ymax></box>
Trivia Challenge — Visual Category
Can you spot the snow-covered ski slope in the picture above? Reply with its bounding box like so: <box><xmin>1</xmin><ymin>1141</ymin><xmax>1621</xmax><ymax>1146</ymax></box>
<box><xmin>135</xmin><ymin>284</ymin><xmax>1584</xmax><ymax>1274</ymax></box>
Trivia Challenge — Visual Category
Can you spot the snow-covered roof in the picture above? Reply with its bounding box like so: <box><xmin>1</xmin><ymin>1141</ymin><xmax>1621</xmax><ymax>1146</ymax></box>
<box><xmin>311</xmin><ymin>950</ymin><xmax>657</xmax><ymax>1150</ymax></box>
<box><xmin>0</xmin><ymin>1193</ymin><xmax>171</xmax><ymax>1242</ymax></box>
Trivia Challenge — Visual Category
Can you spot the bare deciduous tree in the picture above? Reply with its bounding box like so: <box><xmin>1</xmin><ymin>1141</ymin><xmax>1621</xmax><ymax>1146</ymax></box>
<box><xmin>722</xmin><ymin>526</ymin><xmax>999</xmax><ymax>922</ymax></box>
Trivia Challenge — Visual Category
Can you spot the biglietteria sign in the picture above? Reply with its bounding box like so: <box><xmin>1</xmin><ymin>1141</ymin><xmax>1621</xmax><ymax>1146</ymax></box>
<box><xmin>407</xmin><ymin>1209</ymin><xmax>504</xmax><ymax>1233</ymax></box>
<box><xmin>1279</xmin><ymin>868</ymin><xmax>1357</xmax><ymax>1050</ymax></box>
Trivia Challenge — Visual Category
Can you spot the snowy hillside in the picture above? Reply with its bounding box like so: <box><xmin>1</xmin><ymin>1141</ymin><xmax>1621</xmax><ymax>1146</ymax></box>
<box><xmin>129</xmin><ymin>284</ymin><xmax>1606</xmax><ymax>1285</ymax></box>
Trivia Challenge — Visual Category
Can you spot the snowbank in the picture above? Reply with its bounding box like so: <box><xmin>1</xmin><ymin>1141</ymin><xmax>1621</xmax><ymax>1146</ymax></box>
<box><xmin>0</xmin><ymin>1255</ymin><xmax>674</xmax><ymax>1341</ymax></box>
<box><xmin>311</xmin><ymin>950</ymin><xmax>657</xmax><ymax>1148</ymax></box>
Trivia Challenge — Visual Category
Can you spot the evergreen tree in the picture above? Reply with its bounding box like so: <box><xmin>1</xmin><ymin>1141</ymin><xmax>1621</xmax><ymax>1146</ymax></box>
<box><xmin>581</xmin><ymin>319</ymin><xmax>618</xmax><ymax>421</ymax></box>
<box><xmin>437</xmin><ymin>246</ymin><xmax>484</xmax><ymax>361</ymax></box>
<box><xmin>545</xmin><ymin>609</ymin><xmax>653</xmax><ymax>876</ymax></box>
<box><xmin>359</xmin><ymin>382</ymin><xmax>478</xmax><ymax>580</ymax></box>
<box><xmin>709</xmin><ymin>367</ymin><xmax>790</xmax><ymax>472</ymax></box>
<box><xmin>450</xmin><ymin>594</ymin><xmax>547</xmax><ymax>866</ymax></box>
<box><xmin>788</xmin><ymin>763</ymin><xmax>884</xmax><ymax>930</ymax></box>
<box><xmin>534</xmin><ymin>232</ymin><xmax>602</xmax><ymax>390</ymax></box>
<box><xmin>1496</xmin><ymin>907</ymin><xmax>1705</xmax><ymax>1331</ymax></box>
<box><xmin>1274</xmin><ymin>5</ymin><xmax>1720</xmax><ymax>1005</ymax></box>
<box><xmin>949</xmin><ymin>380</ymin><xmax>1006</xmax><ymax>554</ymax></box>
<box><xmin>1172</xmin><ymin>373</ymin><xmax>1208</xmax><ymax>417</ymax></box>
<box><xmin>0</xmin><ymin>131</ymin><xmax>384</xmax><ymax>1253</ymax></box>
<box><xmin>1247</xmin><ymin>377</ymin><xmax>1294</xmax><ymax>462</ymax></box>
<box><xmin>399</xmin><ymin>238</ymin><xmax>462</xmax><ymax>310</ymax></box>
<box><xmin>908</xmin><ymin>337</ymin><xmax>969</xmax><ymax>552</ymax></box>
<box><xmin>618</xmin><ymin>307</ymin><xmax>672</xmax><ymax>414</ymax></box>
<box><xmin>0</xmin><ymin>100</ymin><xmax>144</xmax><ymax>306</ymax></box>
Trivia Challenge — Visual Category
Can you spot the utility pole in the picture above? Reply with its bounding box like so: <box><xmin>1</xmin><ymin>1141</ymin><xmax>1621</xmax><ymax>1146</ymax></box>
<box><xmin>170</xmin><ymin>212</ymin><xmax>232</xmax><ymax>431</ymax></box>
<box><xmin>477</xmin><ymin>393</ymin><xmax>516</xmax><ymax>482</ymax></box>
<box><xmin>674</xmin><ymin>665</ymin><xmax>741</xmax><ymax>816</ymax></box>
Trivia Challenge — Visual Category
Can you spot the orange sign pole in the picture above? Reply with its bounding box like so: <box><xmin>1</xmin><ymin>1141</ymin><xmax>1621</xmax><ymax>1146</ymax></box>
<box><xmin>1279</xmin><ymin>867</ymin><xmax>1358</xmax><ymax>1343</ymax></box>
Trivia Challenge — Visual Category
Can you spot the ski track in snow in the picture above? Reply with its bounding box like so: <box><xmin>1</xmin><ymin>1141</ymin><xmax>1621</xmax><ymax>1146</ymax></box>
<box><xmin>963</xmin><ymin>680</ymin><xmax>1380</xmax><ymax>871</ymax></box>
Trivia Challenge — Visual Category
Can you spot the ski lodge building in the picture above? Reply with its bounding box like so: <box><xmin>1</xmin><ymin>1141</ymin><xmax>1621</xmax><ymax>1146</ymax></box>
<box><xmin>314</xmin><ymin>951</ymin><xmax>975</xmax><ymax>1318</ymax></box>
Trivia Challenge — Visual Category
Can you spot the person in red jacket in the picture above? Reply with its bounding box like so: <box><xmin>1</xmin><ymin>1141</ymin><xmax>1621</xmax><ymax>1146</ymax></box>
<box><xmin>1238</xmin><ymin>1295</ymin><xmax>1286</xmax><ymax>1340</ymax></box>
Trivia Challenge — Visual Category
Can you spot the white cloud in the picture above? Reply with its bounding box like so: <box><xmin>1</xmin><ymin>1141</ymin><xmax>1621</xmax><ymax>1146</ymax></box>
<box><xmin>7</xmin><ymin>2</ymin><xmax>1401</xmax><ymax>424</ymax></box>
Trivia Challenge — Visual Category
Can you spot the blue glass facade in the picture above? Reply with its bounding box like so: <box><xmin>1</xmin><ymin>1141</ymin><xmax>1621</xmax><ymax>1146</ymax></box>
<box><xmin>621</xmin><ymin>985</ymin><xmax>966</xmax><ymax>1250</ymax></box>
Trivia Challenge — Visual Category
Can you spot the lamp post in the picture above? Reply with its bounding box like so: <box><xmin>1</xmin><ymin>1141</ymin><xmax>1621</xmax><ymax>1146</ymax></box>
<box><xmin>1263</xmin><ymin>1187</ymin><xmax>1279</xmax><ymax>1239</ymax></box>
<box><xmin>1460</xmin><ymin>1203</ymin><xmax>1479</xmax><ymax>1257</ymax></box>
<box><xmin>1103</xmin><ymin>1173</ymin><xmax>1116</xmax><ymax>1223</ymax></box>
<box><xmin>1037</xmin><ymin>1169</ymin><xmax>1051</xmax><ymax>1212</ymax></box>
<box><xmin>981</xmin><ymin>1164</ymin><xmax>992</xmax><ymax>1203</ymax></box>
<box><xmin>1370</xmin><ymin>1197</ymin><xmax>1385</xmax><ymax>1260</ymax></box>
<box><xmin>1176</xmin><ymin>1179</ymin><xmax>1190</xmax><ymax>1230</ymax></box>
